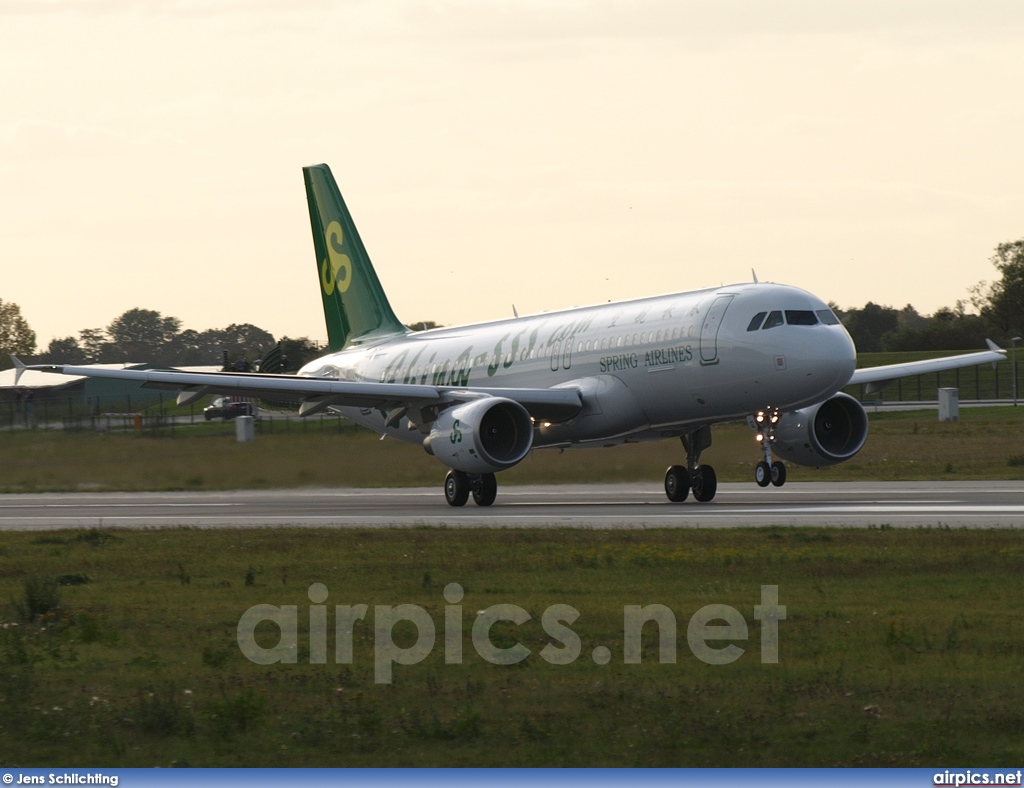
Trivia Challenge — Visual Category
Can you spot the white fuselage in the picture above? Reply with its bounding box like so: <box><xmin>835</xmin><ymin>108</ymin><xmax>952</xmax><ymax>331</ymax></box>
<box><xmin>299</xmin><ymin>282</ymin><xmax>857</xmax><ymax>449</ymax></box>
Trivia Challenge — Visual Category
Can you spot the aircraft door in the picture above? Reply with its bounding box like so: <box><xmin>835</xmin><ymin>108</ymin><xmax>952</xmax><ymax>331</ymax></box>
<box><xmin>550</xmin><ymin>340</ymin><xmax>561</xmax><ymax>372</ymax></box>
<box><xmin>699</xmin><ymin>295</ymin><xmax>734</xmax><ymax>366</ymax></box>
<box><xmin>563</xmin><ymin>336</ymin><xmax>575</xmax><ymax>370</ymax></box>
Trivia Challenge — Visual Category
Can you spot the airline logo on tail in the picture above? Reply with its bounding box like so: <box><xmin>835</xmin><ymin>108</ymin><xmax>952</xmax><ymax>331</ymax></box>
<box><xmin>320</xmin><ymin>221</ymin><xmax>353</xmax><ymax>296</ymax></box>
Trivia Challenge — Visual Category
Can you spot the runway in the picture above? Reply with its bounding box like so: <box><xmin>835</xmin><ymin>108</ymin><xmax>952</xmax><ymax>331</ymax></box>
<box><xmin>1</xmin><ymin>481</ymin><xmax>1022</xmax><ymax>530</ymax></box>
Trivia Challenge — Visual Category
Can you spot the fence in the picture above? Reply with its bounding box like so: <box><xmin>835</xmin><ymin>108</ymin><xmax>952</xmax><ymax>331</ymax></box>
<box><xmin>0</xmin><ymin>393</ymin><xmax>355</xmax><ymax>435</ymax></box>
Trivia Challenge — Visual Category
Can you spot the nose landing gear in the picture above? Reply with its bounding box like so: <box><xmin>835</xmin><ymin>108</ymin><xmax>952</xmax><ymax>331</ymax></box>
<box><xmin>752</xmin><ymin>408</ymin><xmax>786</xmax><ymax>488</ymax></box>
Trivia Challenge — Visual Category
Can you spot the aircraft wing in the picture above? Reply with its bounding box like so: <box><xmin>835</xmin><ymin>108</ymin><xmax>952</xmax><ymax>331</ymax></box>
<box><xmin>14</xmin><ymin>360</ymin><xmax>583</xmax><ymax>422</ymax></box>
<box><xmin>848</xmin><ymin>340</ymin><xmax>1007</xmax><ymax>393</ymax></box>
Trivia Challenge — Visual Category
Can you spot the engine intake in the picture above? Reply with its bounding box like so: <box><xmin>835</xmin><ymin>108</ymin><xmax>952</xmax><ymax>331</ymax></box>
<box><xmin>772</xmin><ymin>393</ymin><xmax>868</xmax><ymax>468</ymax></box>
<box><xmin>423</xmin><ymin>397</ymin><xmax>534</xmax><ymax>474</ymax></box>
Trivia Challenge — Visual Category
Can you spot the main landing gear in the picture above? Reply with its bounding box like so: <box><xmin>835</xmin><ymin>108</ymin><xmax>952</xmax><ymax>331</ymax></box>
<box><xmin>752</xmin><ymin>408</ymin><xmax>787</xmax><ymax>488</ymax></box>
<box><xmin>444</xmin><ymin>470</ymin><xmax>498</xmax><ymax>507</ymax></box>
<box><xmin>664</xmin><ymin>425</ymin><xmax>718</xmax><ymax>503</ymax></box>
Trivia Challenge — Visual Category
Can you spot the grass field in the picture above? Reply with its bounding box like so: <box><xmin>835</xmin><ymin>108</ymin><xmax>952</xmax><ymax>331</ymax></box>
<box><xmin>1</xmin><ymin>406</ymin><xmax>1022</xmax><ymax>493</ymax></box>
<box><xmin>2</xmin><ymin>526</ymin><xmax>1023</xmax><ymax>766</ymax></box>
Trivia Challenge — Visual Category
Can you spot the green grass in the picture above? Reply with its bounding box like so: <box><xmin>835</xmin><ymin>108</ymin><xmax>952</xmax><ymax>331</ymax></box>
<box><xmin>2</xmin><ymin>526</ymin><xmax>1023</xmax><ymax>766</ymax></box>
<box><xmin>1</xmin><ymin>407</ymin><xmax>1022</xmax><ymax>492</ymax></box>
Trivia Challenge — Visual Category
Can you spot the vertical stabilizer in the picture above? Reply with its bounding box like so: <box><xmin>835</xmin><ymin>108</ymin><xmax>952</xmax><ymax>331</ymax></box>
<box><xmin>303</xmin><ymin>164</ymin><xmax>407</xmax><ymax>351</ymax></box>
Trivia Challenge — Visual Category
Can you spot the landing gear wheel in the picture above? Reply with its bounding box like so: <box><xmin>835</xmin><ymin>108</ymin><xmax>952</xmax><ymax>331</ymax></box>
<box><xmin>755</xmin><ymin>461</ymin><xmax>771</xmax><ymax>488</ymax></box>
<box><xmin>472</xmin><ymin>473</ymin><xmax>498</xmax><ymax>507</ymax></box>
<box><xmin>770</xmin><ymin>461</ymin><xmax>787</xmax><ymax>487</ymax></box>
<box><xmin>664</xmin><ymin>465</ymin><xmax>690</xmax><ymax>502</ymax></box>
<box><xmin>444</xmin><ymin>470</ymin><xmax>470</xmax><ymax>507</ymax></box>
<box><xmin>691</xmin><ymin>464</ymin><xmax>718</xmax><ymax>502</ymax></box>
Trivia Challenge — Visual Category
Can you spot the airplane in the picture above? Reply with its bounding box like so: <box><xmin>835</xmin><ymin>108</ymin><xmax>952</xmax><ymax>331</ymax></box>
<box><xmin>15</xmin><ymin>164</ymin><xmax>1008</xmax><ymax>506</ymax></box>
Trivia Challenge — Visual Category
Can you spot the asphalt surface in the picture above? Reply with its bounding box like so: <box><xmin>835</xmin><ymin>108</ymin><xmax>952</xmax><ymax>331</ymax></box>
<box><xmin>0</xmin><ymin>481</ymin><xmax>1022</xmax><ymax>530</ymax></box>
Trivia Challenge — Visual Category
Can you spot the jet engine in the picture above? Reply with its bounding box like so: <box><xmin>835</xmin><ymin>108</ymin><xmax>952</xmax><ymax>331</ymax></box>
<box><xmin>772</xmin><ymin>393</ymin><xmax>868</xmax><ymax>468</ymax></box>
<box><xmin>423</xmin><ymin>397</ymin><xmax>534</xmax><ymax>474</ymax></box>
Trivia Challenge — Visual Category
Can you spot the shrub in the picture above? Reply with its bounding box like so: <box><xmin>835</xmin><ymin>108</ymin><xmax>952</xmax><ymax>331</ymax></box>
<box><xmin>15</xmin><ymin>575</ymin><xmax>61</xmax><ymax>622</ymax></box>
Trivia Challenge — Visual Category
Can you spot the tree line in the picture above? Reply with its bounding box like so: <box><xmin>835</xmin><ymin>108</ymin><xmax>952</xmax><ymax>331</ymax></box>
<box><xmin>832</xmin><ymin>239</ymin><xmax>1024</xmax><ymax>353</ymax></box>
<box><xmin>1</xmin><ymin>239</ymin><xmax>1021</xmax><ymax>369</ymax></box>
<box><xmin>0</xmin><ymin>306</ymin><xmax>324</xmax><ymax>373</ymax></box>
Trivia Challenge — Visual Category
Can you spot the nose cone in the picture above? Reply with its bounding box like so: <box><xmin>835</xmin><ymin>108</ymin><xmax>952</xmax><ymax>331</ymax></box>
<box><xmin>777</xmin><ymin>321</ymin><xmax>856</xmax><ymax>408</ymax></box>
<box><xmin>828</xmin><ymin>325</ymin><xmax>858</xmax><ymax>387</ymax></box>
<box><xmin>804</xmin><ymin>324</ymin><xmax>857</xmax><ymax>396</ymax></box>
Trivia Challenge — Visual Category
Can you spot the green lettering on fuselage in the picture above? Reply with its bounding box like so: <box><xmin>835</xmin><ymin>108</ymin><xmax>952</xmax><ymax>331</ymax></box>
<box><xmin>599</xmin><ymin>353</ymin><xmax>639</xmax><ymax>373</ymax></box>
<box><xmin>644</xmin><ymin>345</ymin><xmax>693</xmax><ymax>367</ymax></box>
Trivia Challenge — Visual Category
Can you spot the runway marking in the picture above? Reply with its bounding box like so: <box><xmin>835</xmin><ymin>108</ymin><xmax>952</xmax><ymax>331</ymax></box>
<box><xmin>506</xmin><ymin>499</ymin><xmax>970</xmax><ymax>510</ymax></box>
<box><xmin>0</xmin><ymin>504</ymin><xmax>1020</xmax><ymax>516</ymax></box>
<box><xmin>0</xmin><ymin>503</ymin><xmax>240</xmax><ymax>509</ymax></box>
<box><xmin>3</xmin><ymin>506</ymin><xmax>1023</xmax><ymax>520</ymax></box>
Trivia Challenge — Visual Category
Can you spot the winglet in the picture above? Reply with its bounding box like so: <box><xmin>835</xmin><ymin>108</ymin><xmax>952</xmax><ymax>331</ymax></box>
<box><xmin>10</xmin><ymin>356</ymin><xmax>26</xmax><ymax>385</ymax></box>
<box><xmin>985</xmin><ymin>338</ymin><xmax>1005</xmax><ymax>354</ymax></box>
<box><xmin>751</xmin><ymin>269</ymin><xmax>759</xmax><ymax>284</ymax></box>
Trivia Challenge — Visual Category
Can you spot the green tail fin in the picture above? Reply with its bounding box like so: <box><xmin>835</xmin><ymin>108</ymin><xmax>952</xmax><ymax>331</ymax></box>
<box><xmin>303</xmin><ymin>164</ymin><xmax>407</xmax><ymax>351</ymax></box>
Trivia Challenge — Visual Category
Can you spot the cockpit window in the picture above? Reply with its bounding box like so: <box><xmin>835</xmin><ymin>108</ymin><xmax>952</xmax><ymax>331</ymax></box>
<box><xmin>747</xmin><ymin>312</ymin><xmax>767</xmax><ymax>332</ymax></box>
<box><xmin>816</xmin><ymin>309</ymin><xmax>840</xmax><ymax>325</ymax></box>
<box><xmin>762</xmin><ymin>310</ymin><xmax>784</xmax><ymax>330</ymax></box>
<box><xmin>785</xmin><ymin>310</ymin><xmax>818</xmax><ymax>326</ymax></box>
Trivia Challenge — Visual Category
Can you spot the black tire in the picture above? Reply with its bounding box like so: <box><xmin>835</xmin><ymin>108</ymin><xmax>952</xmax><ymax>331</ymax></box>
<box><xmin>472</xmin><ymin>473</ymin><xmax>498</xmax><ymax>507</ymax></box>
<box><xmin>664</xmin><ymin>465</ymin><xmax>690</xmax><ymax>502</ymax></box>
<box><xmin>692</xmin><ymin>464</ymin><xmax>718</xmax><ymax>502</ymax></box>
<box><xmin>770</xmin><ymin>461</ymin><xmax>787</xmax><ymax>487</ymax></box>
<box><xmin>755</xmin><ymin>461</ymin><xmax>771</xmax><ymax>487</ymax></box>
<box><xmin>444</xmin><ymin>470</ymin><xmax>470</xmax><ymax>507</ymax></box>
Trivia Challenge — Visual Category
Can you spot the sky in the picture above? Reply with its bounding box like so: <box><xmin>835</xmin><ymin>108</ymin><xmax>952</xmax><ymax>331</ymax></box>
<box><xmin>3</xmin><ymin>0</ymin><xmax>1024</xmax><ymax>350</ymax></box>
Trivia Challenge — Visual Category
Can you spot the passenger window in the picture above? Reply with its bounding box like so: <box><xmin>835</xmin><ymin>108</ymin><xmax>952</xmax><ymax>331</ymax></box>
<box><xmin>747</xmin><ymin>312</ymin><xmax>767</xmax><ymax>331</ymax></box>
<box><xmin>816</xmin><ymin>309</ymin><xmax>840</xmax><ymax>325</ymax></box>
<box><xmin>762</xmin><ymin>311</ymin><xmax>784</xmax><ymax>330</ymax></box>
<box><xmin>785</xmin><ymin>310</ymin><xmax>818</xmax><ymax>326</ymax></box>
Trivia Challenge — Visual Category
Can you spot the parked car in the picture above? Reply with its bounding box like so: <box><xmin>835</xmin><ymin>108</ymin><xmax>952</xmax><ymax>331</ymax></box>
<box><xmin>203</xmin><ymin>400</ymin><xmax>255</xmax><ymax>420</ymax></box>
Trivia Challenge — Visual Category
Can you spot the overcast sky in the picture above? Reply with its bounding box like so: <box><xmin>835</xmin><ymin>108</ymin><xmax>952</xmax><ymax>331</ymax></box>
<box><xmin>3</xmin><ymin>0</ymin><xmax>1023</xmax><ymax>348</ymax></box>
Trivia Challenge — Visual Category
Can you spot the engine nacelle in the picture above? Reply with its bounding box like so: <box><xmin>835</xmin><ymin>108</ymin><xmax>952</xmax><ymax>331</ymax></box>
<box><xmin>423</xmin><ymin>397</ymin><xmax>534</xmax><ymax>474</ymax></box>
<box><xmin>772</xmin><ymin>393</ymin><xmax>868</xmax><ymax>468</ymax></box>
